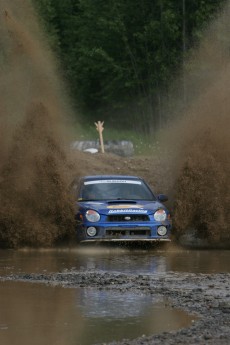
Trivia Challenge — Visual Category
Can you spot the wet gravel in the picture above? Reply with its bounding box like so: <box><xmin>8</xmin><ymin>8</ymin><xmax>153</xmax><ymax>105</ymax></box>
<box><xmin>1</xmin><ymin>270</ymin><xmax>229</xmax><ymax>345</ymax></box>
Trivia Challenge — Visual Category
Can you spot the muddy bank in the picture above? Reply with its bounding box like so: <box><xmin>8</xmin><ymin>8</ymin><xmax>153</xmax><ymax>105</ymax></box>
<box><xmin>1</xmin><ymin>270</ymin><xmax>229</xmax><ymax>345</ymax></box>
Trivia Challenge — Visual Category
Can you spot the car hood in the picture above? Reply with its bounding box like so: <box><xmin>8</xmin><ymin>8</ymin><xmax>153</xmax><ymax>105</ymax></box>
<box><xmin>78</xmin><ymin>200</ymin><xmax>165</xmax><ymax>215</ymax></box>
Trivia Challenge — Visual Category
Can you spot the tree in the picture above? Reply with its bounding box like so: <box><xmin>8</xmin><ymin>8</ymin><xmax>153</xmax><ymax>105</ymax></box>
<box><xmin>33</xmin><ymin>0</ymin><xmax>227</xmax><ymax>133</ymax></box>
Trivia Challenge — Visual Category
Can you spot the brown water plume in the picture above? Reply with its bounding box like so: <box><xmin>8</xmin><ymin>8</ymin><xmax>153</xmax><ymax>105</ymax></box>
<box><xmin>0</xmin><ymin>1</ymin><xmax>77</xmax><ymax>247</ymax></box>
<box><xmin>169</xmin><ymin>2</ymin><xmax>230</xmax><ymax>245</ymax></box>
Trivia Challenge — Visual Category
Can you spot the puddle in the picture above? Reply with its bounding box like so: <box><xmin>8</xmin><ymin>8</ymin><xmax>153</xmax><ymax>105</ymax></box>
<box><xmin>1</xmin><ymin>248</ymin><xmax>228</xmax><ymax>344</ymax></box>
<box><xmin>0</xmin><ymin>281</ymin><xmax>195</xmax><ymax>345</ymax></box>
<box><xmin>0</xmin><ymin>248</ymin><xmax>229</xmax><ymax>276</ymax></box>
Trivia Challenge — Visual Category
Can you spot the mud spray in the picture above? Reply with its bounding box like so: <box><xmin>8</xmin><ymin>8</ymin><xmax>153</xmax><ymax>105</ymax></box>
<box><xmin>168</xmin><ymin>1</ymin><xmax>230</xmax><ymax>245</ymax></box>
<box><xmin>0</xmin><ymin>1</ymin><xmax>229</xmax><ymax>249</ymax></box>
<box><xmin>0</xmin><ymin>1</ymin><xmax>78</xmax><ymax>248</ymax></box>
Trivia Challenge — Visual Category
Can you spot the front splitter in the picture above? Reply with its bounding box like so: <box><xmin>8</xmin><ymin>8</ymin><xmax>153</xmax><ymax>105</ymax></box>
<box><xmin>81</xmin><ymin>238</ymin><xmax>171</xmax><ymax>243</ymax></box>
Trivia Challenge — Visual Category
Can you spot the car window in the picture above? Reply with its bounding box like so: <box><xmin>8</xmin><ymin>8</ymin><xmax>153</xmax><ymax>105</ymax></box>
<box><xmin>79</xmin><ymin>180</ymin><xmax>155</xmax><ymax>201</ymax></box>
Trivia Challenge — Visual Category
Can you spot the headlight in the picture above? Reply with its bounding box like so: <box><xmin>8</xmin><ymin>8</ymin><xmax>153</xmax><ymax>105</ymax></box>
<box><xmin>87</xmin><ymin>227</ymin><xmax>97</xmax><ymax>237</ymax></box>
<box><xmin>154</xmin><ymin>209</ymin><xmax>167</xmax><ymax>221</ymax></box>
<box><xmin>85</xmin><ymin>210</ymin><xmax>100</xmax><ymax>222</ymax></box>
<box><xmin>157</xmin><ymin>226</ymin><xmax>167</xmax><ymax>236</ymax></box>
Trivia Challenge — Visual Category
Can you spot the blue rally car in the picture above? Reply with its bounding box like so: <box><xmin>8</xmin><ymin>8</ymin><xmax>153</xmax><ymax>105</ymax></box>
<box><xmin>75</xmin><ymin>175</ymin><xmax>172</xmax><ymax>244</ymax></box>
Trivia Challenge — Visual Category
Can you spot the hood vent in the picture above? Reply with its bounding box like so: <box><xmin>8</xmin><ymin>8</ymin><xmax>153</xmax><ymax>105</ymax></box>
<box><xmin>107</xmin><ymin>200</ymin><xmax>137</xmax><ymax>204</ymax></box>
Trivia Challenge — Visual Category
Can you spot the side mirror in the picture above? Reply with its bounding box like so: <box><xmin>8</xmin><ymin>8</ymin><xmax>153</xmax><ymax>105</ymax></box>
<box><xmin>157</xmin><ymin>194</ymin><xmax>168</xmax><ymax>202</ymax></box>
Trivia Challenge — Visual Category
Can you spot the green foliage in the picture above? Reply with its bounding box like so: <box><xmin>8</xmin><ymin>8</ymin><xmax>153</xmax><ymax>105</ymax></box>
<box><xmin>32</xmin><ymin>0</ymin><xmax>61</xmax><ymax>51</ymax></box>
<box><xmin>33</xmin><ymin>0</ymin><xmax>227</xmax><ymax>133</ymax></box>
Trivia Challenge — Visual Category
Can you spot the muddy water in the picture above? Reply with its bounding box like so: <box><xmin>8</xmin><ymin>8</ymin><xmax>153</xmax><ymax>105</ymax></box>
<box><xmin>0</xmin><ymin>247</ymin><xmax>229</xmax><ymax>276</ymax></box>
<box><xmin>0</xmin><ymin>247</ymin><xmax>229</xmax><ymax>344</ymax></box>
<box><xmin>0</xmin><ymin>280</ymin><xmax>194</xmax><ymax>345</ymax></box>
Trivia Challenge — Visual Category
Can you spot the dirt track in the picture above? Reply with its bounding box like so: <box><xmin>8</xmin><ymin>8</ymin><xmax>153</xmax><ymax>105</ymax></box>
<box><xmin>2</xmin><ymin>268</ymin><xmax>230</xmax><ymax>345</ymax></box>
<box><xmin>71</xmin><ymin>151</ymin><xmax>172</xmax><ymax>196</ymax></box>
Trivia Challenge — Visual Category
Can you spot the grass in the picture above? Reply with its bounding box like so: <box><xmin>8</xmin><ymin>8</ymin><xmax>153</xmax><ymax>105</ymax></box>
<box><xmin>73</xmin><ymin>123</ymin><xmax>161</xmax><ymax>156</ymax></box>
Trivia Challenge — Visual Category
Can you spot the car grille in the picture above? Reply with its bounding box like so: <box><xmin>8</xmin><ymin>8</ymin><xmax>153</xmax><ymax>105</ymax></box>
<box><xmin>105</xmin><ymin>227</ymin><xmax>151</xmax><ymax>237</ymax></box>
<box><xmin>107</xmin><ymin>214</ymin><xmax>149</xmax><ymax>222</ymax></box>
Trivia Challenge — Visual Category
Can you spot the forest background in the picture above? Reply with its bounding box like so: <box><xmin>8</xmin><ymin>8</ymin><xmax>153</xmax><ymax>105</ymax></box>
<box><xmin>33</xmin><ymin>0</ymin><xmax>226</xmax><ymax>137</ymax></box>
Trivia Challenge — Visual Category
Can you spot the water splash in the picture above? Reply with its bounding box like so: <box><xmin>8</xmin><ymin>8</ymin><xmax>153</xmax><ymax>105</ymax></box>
<box><xmin>0</xmin><ymin>1</ymin><xmax>76</xmax><ymax>247</ymax></box>
<box><xmin>170</xmin><ymin>2</ymin><xmax>230</xmax><ymax>244</ymax></box>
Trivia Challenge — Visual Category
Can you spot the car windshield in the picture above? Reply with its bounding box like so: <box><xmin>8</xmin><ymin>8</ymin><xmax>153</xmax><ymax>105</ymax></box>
<box><xmin>79</xmin><ymin>179</ymin><xmax>156</xmax><ymax>201</ymax></box>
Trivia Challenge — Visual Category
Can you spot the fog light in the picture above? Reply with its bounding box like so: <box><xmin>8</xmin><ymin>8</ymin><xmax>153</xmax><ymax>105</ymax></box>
<box><xmin>86</xmin><ymin>227</ymin><xmax>97</xmax><ymax>237</ymax></box>
<box><xmin>157</xmin><ymin>226</ymin><xmax>167</xmax><ymax>236</ymax></box>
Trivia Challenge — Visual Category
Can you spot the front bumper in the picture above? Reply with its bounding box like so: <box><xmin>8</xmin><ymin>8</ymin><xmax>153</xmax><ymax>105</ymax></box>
<box><xmin>76</xmin><ymin>221</ymin><xmax>172</xmax><ymax>243</ymax></box>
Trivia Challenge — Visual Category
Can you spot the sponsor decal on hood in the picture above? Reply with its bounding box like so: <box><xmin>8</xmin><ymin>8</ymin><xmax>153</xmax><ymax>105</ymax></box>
<box><xmin>108</xmin><ymin>209</ymin><xmax>148</xmax><ymax>214</ymax></box>
<box><xmin>78</xmin><ymin>200</ymin><xmax>163</xmax><ymax>215</ymax></box>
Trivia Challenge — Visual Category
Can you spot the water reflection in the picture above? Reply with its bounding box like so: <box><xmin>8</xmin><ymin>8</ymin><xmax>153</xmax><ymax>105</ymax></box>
<box><xmin>1</xmin><ymin>247</ymin><xmax>227</xmax><ymax>344</ymax></box>
<box><xmin>0</xmin><ymin>247</ymin><xmax>229</xmax><ymax>276</ymax></box>
<box><xmin>79</xmin><ymin>290</ymin><xmax>154</xmax><ymax>318</ymax></box>
<box><xmin>0</xmin><ymin>281</ymin><xmax>195</xmax><ymax>345</ymax></box>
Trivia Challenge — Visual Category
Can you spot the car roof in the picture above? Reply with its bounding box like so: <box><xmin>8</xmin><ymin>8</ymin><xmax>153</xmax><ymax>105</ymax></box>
<box><xmin>81</xmin><ymin>175</ymin><xmax>143</xmax><ymax>181</ymax></box>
